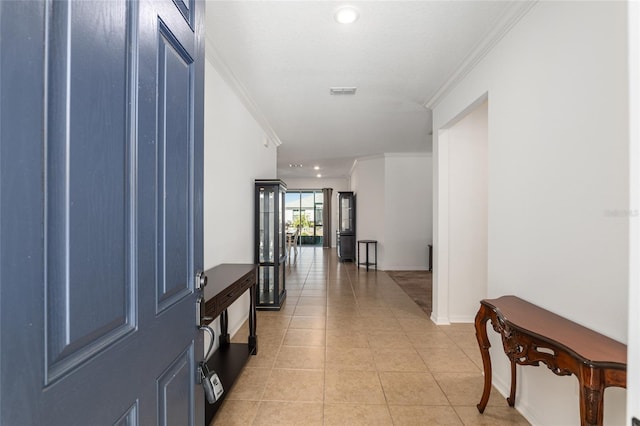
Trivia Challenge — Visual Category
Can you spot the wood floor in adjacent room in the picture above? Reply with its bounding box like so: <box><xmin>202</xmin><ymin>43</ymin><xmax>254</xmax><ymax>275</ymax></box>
<box><xmin>210</xmin><ymin>247</ymin><xmax>529</xmax><ymax>426</ymax></box>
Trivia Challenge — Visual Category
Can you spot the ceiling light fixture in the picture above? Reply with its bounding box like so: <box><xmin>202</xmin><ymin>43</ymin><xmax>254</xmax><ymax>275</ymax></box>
<box><xmin>288</xmin><ymin>163</ymin><xmax>303</xmax><ymax>168</ymax></box>
<box><xmin>317</xmin><ymin>174</ymin><xmax>322</xmax><ymax>178</ymax></box>
<box><xmin>334</xmin><ymin>6</ymin><xmax>359</xmax><ymax>24</ymax></box>
<box><xmin>314</xmin><ymin>166</ymin><xmax>320</xmax><ymax>170</ymax></box>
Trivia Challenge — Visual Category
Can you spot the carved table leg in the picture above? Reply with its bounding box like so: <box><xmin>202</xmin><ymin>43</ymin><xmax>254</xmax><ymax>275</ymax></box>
<box><xmin>579</xmin><ymin>367</ymin><xmax>605</xmax><ymax>426</ymax></box>
<box><xmin>507</xmin><ymin>359</ymin><xmax>516</xmax><ymax>407</ymax></box>
<box><xmin>475</xmin><ymin>303</ymin><xmax>493</xmax><ymax>413</ymax></box>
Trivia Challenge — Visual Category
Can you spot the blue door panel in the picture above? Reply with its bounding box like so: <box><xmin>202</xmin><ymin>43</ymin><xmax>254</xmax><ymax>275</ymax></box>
<box><xmin>45</xmin><ymin>0</ymin><xmax>136</xmax><ymax>385</ymax></box>
<box><xmin>156</xmin><ymin>20</ymin><xmax>193</xmax><ymax>313</ymax></box>
<box><xmin>0</xmin><ymin>0</ymin><xmax>204</xmax><ymax>424</ymax></box>
<box><xmin>157</xmin><ymin>344</ymin><xmax>195</xmax><ymax>426</ymax></box>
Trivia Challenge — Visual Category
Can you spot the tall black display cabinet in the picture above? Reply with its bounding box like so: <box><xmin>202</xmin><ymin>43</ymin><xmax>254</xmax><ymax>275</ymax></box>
<box><xmin>337</xmin><ymin>191</ymin><xmax>356</xmax><ymax>261</ymax></box>
<box><xmin>254</xmin><ymin>179</ymin><xmax>287</xmax><ymax>310</ymax></box>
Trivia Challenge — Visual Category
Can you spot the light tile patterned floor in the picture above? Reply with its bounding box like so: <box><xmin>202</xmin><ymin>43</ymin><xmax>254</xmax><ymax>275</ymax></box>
<box><xmin>211</xmin><ymin>247</ymin><xmax>530</xmax><ymax>426</ymax></box>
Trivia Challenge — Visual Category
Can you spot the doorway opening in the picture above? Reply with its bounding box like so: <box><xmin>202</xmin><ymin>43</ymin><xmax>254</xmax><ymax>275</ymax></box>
<box><xmin>285</xmin><ymin>190</ymin><xmax>324</xmax><ymax>246</ymax></box>
<box><xmin>434</xmin><ymin>96</ymin><xmax>489</xmax><ymax>323</ymax></box>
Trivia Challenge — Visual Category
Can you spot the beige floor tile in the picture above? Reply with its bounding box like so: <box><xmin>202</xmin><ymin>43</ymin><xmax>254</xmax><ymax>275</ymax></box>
<box><xmin>359</xmin><ymin>316</ymin><xmax>402</xmax><ymax>330</ymax></box>
<box><xmin>283</xmin><ymin>328</ymin><xmax>326</xmax><ymax>347</ymax></box>
<box><xmin>275</xmin><ymin>302</ymin><xmax>297</xmax><ymax>316</ymax></box>
<box><xmin>252</xmin><ymin>401</ymin><xmax>323</xmax><ymax>426</ymax></box>
<box><xmin>210</xmin><ymin>400</ymin><xmax>259</xmax><ymax>425</ymax></box>
<box><xmin>397</xmin><ymin>317</ymin><xmax>440</xmax><ymax>332</ymax></box>
<box><xmin>371</xmin><ymin>347</ymin><xmax>428</xmax><ymax>372</ymax></box>
<box><xmin>297</xmin><ymin>296</ymin><xmax>327</xmax><ymax>307</ymax></box>
<box><xmin>417</xmin><ymin>347</ymin><xmax>481</xmax><ymax>373</ymax></box>
<box><xmin>358</xmin><ymin>306</ymin><xmax>394</xmax><ymax>317</ymax></box>
<box><xmin>366</xmin><ymin>330</ymin><xmax>414</xmax><ymax>349</ymax></box>
<box><xmin>406</xmin><ymin>331</ymin><xmax>457</xmax><ymax>349</ymax></box>
<box><xmin>324</xmin><ymin>370</ymin><xmax>386</xmax><ymax>404</ymax></box>
<box><xmin>433</xmin><ymin>372</ymin><xmax>506</xmax><ymax>407</ymax></box>
<box><xmin>447</xmin><ymin>331</ymin><xmax>480</xmax><ymax>350</ymax></box>
<box><xmin>303</xmin><ymin>282</ymin><xmax>327</xmax><ymax>289</ymax></box>
<box><xmin>326</xmin><ymin>315</ymin><xmax>367</xmax><ymax>330</ymax></box>
<box><xmin>388</xmin><ymin>405</ymin><xmax>463</xmax><ymax>425</ymax></box>
<box><xmin>324</xmin><ymin>403</ymin><xmax>393</xmax><ymax>426</ymax></box>
<box><xmin>230</xmin><ymin>322</ymin><xmax>250</xmax><ymax>343</ymax></box>
<box><xmin>225</xmin><ymin>367</ymin><xmax>271</xmax><ymax>401</ymax></box>
<box><xmin>293</xmin><ymin>305</ymin><xmax>327</xmax><ymax>317</ymax></box>
<box><xmin>379</xmin><ymin>371</ymin><xmax>449</xmax><ymax>405</ymax></box>
<box><xmin>274</xmin><ymin>345</ymin><xmax>325</xmax><ymax>370</ymax></box>
<box><xmin>391</xmin><ymin>306</ymin><xmax>431</xmax><ymax>319</ymax></box>
<box><xmin>327</xmin><ymin>304</ymin><xmax>360</xmax><ymax>316</ymax></box>
<box><xmin>262</xmin><ymin>369</ymin><xmax>324</xmax><ymax>402</ymax></box>
<box><xmin>254</xmin><ymin>327</ymin><xmax>287</xmax><ymax>346</ymax></box>
<box><xmin>326</xmin><ymin>347</ymin><xmax>377</xmax><ymax>371</ymax></box>
<box><xmin>441</xmin><ymin>323</ymin><xmax>476</xmax><ymax>334</ymax></box>
<box><xmin>288</xmin><ymin>316</ymin><xmax>326</xmax><ymax>330</ymax></box>
<box><xmin>453</xmin><ymin>406</ymin><xmax>531</xmax><ymax>425</ymax></box>
<box><xmin>256</xmin><ymin>315</ymin><xmax>292</xmax><ymax>330</ymax></box>
<box><xmin>461</xmin><ymin>346</ymin><xmax>484</xmax><ymax>370</ymax></box>
<box><xmin>300</xmin><ymin>289</ymin><xmax>327</xmax><ymax>298</ymax></box>
<box><xmin>247</xmin><ymin>343</ymin><xmax>279</xmax><ymax>369</ymax></box>
<box><xmin>326</xmin><ymin>329</ymin><xmax>370</xmax><ymax>348</ymax></box>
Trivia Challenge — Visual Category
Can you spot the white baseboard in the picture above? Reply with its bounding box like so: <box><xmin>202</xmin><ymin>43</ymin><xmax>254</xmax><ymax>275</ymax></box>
<box><xmin>430</xmin><ymin>312</ymin><xmax>451</xmax><ymax>325</ymax></box>
<box><xmin>448</xmin><ymin>315</ymin><xmax>475</xmax><ymax>323</ymax></box>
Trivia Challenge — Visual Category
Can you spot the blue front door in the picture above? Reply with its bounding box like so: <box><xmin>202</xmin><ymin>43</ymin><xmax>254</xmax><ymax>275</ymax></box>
<box><xmin>0</xmin><ymin>0</ymin><xmax>205</xmax><ymax>424</ymax></box>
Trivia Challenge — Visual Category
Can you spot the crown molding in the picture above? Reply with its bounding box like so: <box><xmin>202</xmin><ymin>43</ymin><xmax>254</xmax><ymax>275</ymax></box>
<box><xmin>205</xmin><ymin>35</ymin><xmax>282</xmax><ymax>147</ymax></box>
<box><xmin>423</xmin><ymin>0</ymin><xmax>538</xmax><ymax>110</ymax></box>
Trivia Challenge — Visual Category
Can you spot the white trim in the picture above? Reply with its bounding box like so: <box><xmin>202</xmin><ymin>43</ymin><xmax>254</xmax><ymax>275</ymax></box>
<box><xmin>424</xmin><ymin>1</ymin><xmax>537</xmax><ymax>110</ymax></box>
<box><xmin>448</xmin><ymin>315</ymin><xmax>475</xmax><ymax>323</ymax></box>
<box><xmin>628</xmin><ymin>0</ymin><xmax>640</xmax><ymax>421</ymax></box>
<box><xmin>205</xmin><ymin>37</ymin><xmax>282</xmax><ymax>147</ymax></box>
<box><xmin>430</xmin><ymin>312</ymin><xmax>450</xmax><ymax>326</ymax></box>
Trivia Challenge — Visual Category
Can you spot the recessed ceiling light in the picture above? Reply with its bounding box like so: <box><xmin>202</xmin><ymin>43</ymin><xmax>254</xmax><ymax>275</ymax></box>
<box><xmin>314</xmin><ymin>166</ymin><xmax>320</xmax><ymax>170</ymax></box>
<box><xmin>317</xmin><ymin>174</ymin><xmax>322</xmax><ymax>178</ymax></box>
<box><xmin>334</xmin><ymin>6</ymin><xmax>359</xmax><ymax>24</ymax></box>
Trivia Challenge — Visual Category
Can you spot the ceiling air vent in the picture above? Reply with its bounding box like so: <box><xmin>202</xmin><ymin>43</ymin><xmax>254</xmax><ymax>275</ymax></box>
<box><xmin>330</xmin><ymin>87</ymin><xmax>357</xmax><ymax>96</ymax></box>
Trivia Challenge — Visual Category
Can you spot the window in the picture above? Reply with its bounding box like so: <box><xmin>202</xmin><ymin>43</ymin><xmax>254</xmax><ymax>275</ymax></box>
<box><xmin>285</xmin><ymin>190</ymin><xmax>324</xmax><ymax>245</ymax></box>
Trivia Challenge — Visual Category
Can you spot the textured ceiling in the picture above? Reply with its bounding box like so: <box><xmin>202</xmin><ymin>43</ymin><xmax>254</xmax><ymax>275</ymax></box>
<box><xmin>206</xmin><ymin>1</ymin><xmax>515</xmax><ymax>179</ymax></box>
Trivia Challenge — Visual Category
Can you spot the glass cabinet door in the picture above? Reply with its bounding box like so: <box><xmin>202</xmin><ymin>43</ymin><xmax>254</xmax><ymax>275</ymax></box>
<box><xmin>340</xmin><ymin>196</ymin><xmax>351</xmax><ymax>232</ymax></box>
<box><xmin>258</xmin><ymin>186</ymin><xmax>275</xmax><ymax>263</ymax></box>
<box><xmin>338</xmin><ymin>192</ymin><xmax>355</xmax><ymax>233</ymax></box>
<box><xmin>255</xmin><ymin>179</ymin><xmax>287</xmax><ymax>310</ymax></box>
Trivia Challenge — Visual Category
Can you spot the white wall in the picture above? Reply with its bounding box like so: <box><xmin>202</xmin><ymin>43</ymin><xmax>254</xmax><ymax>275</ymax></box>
<box><xmin>280</xmin><ymin>177</ymin><xmax>349</xmax><ymax>248</ymax></box>
<box><xmin>204</xmin><ymin>57</ymin><xmax>277</xmax><ymax>348</ymax></box>
<box><xmin>445</xmin><ymin>101</ymin><xmax>488</xmax><ymax>322</ymax></box>
<box><xmin>350</xmin><ymin>156</ymin><xmax>386</xmax><ymax>263</ymax></box>
<box><xmin>432</xmin><ymin>2</ymin><xmax>628</xmax><ymax>425</ymax></box>
<box><xmin>350</xmin><ymin>154</ymin><xmax>432</xmax><ymax>270</ymax></box>
<box><xmin>384</xmin><ymin>154</ymin><xmax>432</xmax><ymax>270</ymax></box>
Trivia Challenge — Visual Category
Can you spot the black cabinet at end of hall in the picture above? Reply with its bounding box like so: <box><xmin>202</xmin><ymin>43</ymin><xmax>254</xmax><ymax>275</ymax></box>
<box><xmin>337</xmin><ymin>191</ymin><xmax>355</xmax><ymax>262</ymax></box>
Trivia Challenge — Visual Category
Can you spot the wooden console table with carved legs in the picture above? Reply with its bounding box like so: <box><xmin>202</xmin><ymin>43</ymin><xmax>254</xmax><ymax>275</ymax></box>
<box><xmin>474</xmin><ymin>296</ymin><xmax>626</xmax><ymax>426</ymax></box>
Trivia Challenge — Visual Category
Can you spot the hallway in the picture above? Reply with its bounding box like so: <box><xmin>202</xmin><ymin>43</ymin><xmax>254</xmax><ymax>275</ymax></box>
<box><xmin>211</xmin><ymin>247</ymin><xmax>529</xmax><ymax>425</ymax></box>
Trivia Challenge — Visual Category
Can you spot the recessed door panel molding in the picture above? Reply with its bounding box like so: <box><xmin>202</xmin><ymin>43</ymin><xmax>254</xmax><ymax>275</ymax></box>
<box><xmin>172</xmin><ymin>0</ymin><xmax>195</xmax><ymax>27</ymax></box>
<box><xmin>44</xmin><ymin>0</ymin><xmax>137</xmax><ymax>384</ymax></box>
<box><xmin>113</xmin><ymin>401</ymin><xmax>139</xmax><ymax>426</ymax></box>
<box><xmin>155</xmin><ymin>18</ymin><xmax>195</xmax><ymax>314</ymax></box>
<box><xmin>157</xmin><ymin>344</ymin><xmax>194</xmax><ymax>426</ymax></box>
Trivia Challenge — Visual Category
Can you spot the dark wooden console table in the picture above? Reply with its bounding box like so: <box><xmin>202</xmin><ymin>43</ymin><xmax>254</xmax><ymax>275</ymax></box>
<box><xmin>202</xmin><ymin>263</ymin><xmax>258</xmax><ymax>425</ymax></box>
<box><xmin>475</xmin><ymin>296</ymin><xmax>626</xmax><ymax>426</ymax></box>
